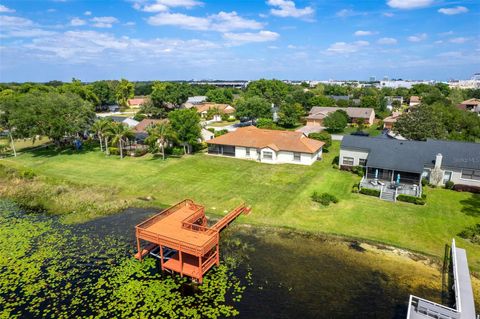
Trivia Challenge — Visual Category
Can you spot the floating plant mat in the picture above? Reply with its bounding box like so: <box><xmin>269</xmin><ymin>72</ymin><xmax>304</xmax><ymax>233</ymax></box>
<box><xmin>0</xmin><ymin>201</ymin><xmax>247</xmax><ymax>319</ymax></box>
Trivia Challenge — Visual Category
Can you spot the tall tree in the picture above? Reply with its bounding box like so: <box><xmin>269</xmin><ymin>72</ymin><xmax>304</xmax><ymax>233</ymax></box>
<box><xmin>245</xmin><ymin>79</ymin><xmax>290</xmax><ymax>106</ymax></box>
<box><xmin>277</xmin><ymin>102</ymin><xmax>304</xmax><ymax>128</ymax></box>
<box><xmin>235</xmin><ymin>96</ymin><xmax>271</xmax><ymax>122</ymax></box>
<box><xmin>394</xmin><ymin>105</ymin><xmax>447</xmax><ymax>140</ymax></box>
<box><xmin>145</xmin><ymin>122</ymin><xmax>175</xmax><ymax>160</ymax></box>
<box><xmin>108</xmin><ymin>122</ymin><xmax>134</xmax><ymax>159</ymax></box>
<box><xmin>168</xmin><ymin>109</ymin><xmax>201</xmax><ymax>154</ymax></box>
<box><xmin>91</xmin><ymin>118</ymin><xmax>112</xmax><ymax>152</ymax></box>
<box><xmin>116</xmin><ymin>78</ymin><xmax>134</xmax><ymax>107</ymax></box>
<box><xmin>323</xmin><ymin>110</ymin><xmax>348</xmax><ymax>132</ymax></box>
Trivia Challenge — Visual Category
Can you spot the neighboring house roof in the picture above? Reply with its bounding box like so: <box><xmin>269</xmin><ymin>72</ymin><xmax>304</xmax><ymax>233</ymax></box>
<box><xmin>307</xmin><ymin>107</ymin><xmax>374</xmax><ymax>120</ymax></box>
<box><xmin>341</xmin><ymin>135</ymin><xmax>480</xmax><ymax>173</ymax></box>
<box><xmin>128</xmin><ymin>98</ymin><xmax>146</xmax><ymax>106</ymax></box>
<box><xmin>457</xmin><ymin>98</ymin><xmax>480</xmax><ymax>111</ymax></box>
<box><xmin>135</xmin><ymin>119</ymin><xmax>167</xmax><ymax>132</ymax></box>
<box><xmin>383</xmin><ymin>111</ymin><xmax>402</xmax><ymax>124</ymax></box>
<box><xmin>196</xmin><ymin>103</ymin><xmax>235</xmax><ymax>114</ymax></box>
<box><xmin>206</xmin><ymin>126</ymin><xmax>324</xmax><ymax>154</ymax></box>
<box><xmin>201</xmin><ymin>128</ymin><xmax>215</xmax><ymax>141</ymax></box>
<box><xmin>122</xmin><ymin>118</ymin><xmax>140</xmax><ymax>128</ymax></box>
<box><xmin>409</xmin><ymin>96</ymin><xmax>421</xmax><ymax>103</ymax></box>
<box><xmin>460</xmin><ymin>98</ymin><xmax>480</xmax><ymax>105</ymax></box>
<box><xmin>187</xmin><ymin>96</ymin><xmax>207</xmax><ymax>104</ymax></box>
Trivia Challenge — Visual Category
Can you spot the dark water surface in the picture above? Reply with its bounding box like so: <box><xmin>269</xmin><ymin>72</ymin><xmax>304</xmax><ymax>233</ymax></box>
<box><xmin>81</xmin><ymin>207</ymin><xmax>443</xmax><ymax>319</ymax></box>
<box><xmin>1</xmin><ymin>205</ymin><xmax>444</xmax><ymax>318</ymax></box>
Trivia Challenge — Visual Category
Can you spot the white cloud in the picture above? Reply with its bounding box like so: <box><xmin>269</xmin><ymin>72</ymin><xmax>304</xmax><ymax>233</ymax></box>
<box><xmin>387</xmin><ymin>0</ymin><xmax>433</xmax><ymax>9</ymax></box>
<box><xmin>326</xmin><ymin>40</ymin><xmax>369</xmax><ymax>54</ymax></box>
<box><xmin>383</xmin><ymin>12</ymin><xmax>394</xmax><ymax>17</ymax></box>
<box><xmin>438</xmin><ymin>6</ymin><xmax>468</xmax><ymax>15</ymax></box>
<box><xmin>0</xmin><ymin>15</ymin><xmax>33</xmax><ymax>27</ymax></box>
<box><xmin>70</xmin><ymin>17</ymin><xmax>86</xmax><ymax>26</ymax></box>
<box><xmin>354</xmin><ymin>30</ymin><xmax>376</xmax><ymax>36</ymax></box>
<box><xmin>84</xmin><ymin>11</ymin><xmax>92</xmax><ymax>16</ymax></box>
<box><xmin>266</xmin><ymin>0</ymin><xmax>314</xmax><ymax>18</ymax></box>
<box><xmin>377</xmin><ymin>37</ymin><xmax>397</xmax><ymax>45</ymax></box>
<box><xmin>147</xmin><ymin>11</ymin><xmax>263</xmax><ymax>32</ymax></box>
<box><xmin>124</xmin><ymin>21</ymin><xmax>136</xmax><ymax>26</ymax></box>
<box><xmin>0</xmin><ymin>15</ymin><xmax>56</xmax><ymax>38</ymax></box>
<box><xmin>23</xmin><ymin>30</ymin><xmax>219</xmax><ymax>62</ymax></box>
<box><xmin>134</xmin><ymin>0</ymin><xmax>203</xmax><ymax>12</ymax></box>
<box><xmin>223</xmin><ymin>30</ymin><xmax>279</xmax><ymax>45</ymax></box>
<box><xmin>0</xmin><ymin>4</ymin><xmax>15</xmax><ymax>13</ymax></box>
<box><xmin>147</xmin><ymin>12</ymin><xmax>210</xmax><ymax>30</ymax></box>
<box><xmin>449</xmin><ymin>37</ymin><xmax>468</xmax><ymax>44</ymax></box>
<box><xmin>336</xmin><ymin>9</ymin><xmax>365</xmax><ymax>18</ymax></box>
<box><xmin>91</xmin><ymin>16</ymin><xmax>119</xmax><ymax>28</ymax></box>
<box><xmin>438</xmin><ymin>30</ymin><xmax>454</xmax><ymax>36</ymax></box>
<box><xmin>407</xmin><ymin>33</ymin><xmax>427</xmax><ymax>42</ymax></box>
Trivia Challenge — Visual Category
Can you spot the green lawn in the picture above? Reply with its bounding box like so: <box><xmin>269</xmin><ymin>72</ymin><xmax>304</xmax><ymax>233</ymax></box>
<box><xmin>4</xmin><ymin>142</ymin><xmax>480</xmax><ymax>271</ymax></box>
<box><xmin>207</xmin><ymin>120</ymin><xmax>239</xmax><ymax>127</ymax></box>
<box><xmin>0</xmin><ymin>137</ymin><xmax>51</xmax><ymax>155</ymax></box>
<box><xmin>340</xmin><ymin>123</ymin><xmax>382</xmax><ymax>136</ymax></box>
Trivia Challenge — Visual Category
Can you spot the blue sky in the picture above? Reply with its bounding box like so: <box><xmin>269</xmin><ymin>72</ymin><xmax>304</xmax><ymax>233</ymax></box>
<box><xmin>0</xmin><ymin>0</ymin><xmax>478</xmax><ymax>82</ymax></box>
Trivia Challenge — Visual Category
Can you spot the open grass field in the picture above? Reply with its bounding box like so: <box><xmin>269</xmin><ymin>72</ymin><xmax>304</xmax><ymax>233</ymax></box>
<box><xmin>3</xmin><ymin>141</ymin><xmax>480</xmax><ymax>272</ymax></box>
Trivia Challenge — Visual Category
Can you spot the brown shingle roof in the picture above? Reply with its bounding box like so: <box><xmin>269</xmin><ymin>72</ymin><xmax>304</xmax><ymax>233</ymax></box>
<box><xmin>135</xmin><ymin>119</ymin><xmax>167</xmax><ymax>132</ymax></box>
<box><xmin>383</xmin><ymin>111</ymin><xmax>402</xmax><ymax>123</ymax></box>
<box><xmin>410</xmin><ymin>96</ymin><xmax>420</xmax><ymax>103</ymax></box>
<box><xmin>195</xmin><ymin>103</ymin><xmax>235</xmax><ymax>114</ymax></box>
<box><xmin>206</xmin><ymin>126</ymin><xmax>324</xmax><ymax>154</ymax></box>
<box><xmin>460</xmin><ymin>98</ymin><xmax>480</xmax><ymax>105</ymax></box>
<box><xmin>307</xmin><ymin>107</ymin><xmax>374</xmax><ymax>120</ymax></box>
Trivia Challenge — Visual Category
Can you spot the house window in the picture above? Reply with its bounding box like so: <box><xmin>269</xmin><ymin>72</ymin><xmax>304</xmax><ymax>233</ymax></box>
<box><xmin>263</xmin><ymin>151</ymin><xmax>273</xmax><ymax>160</ymax></box>
<box><xmin>461</xmin><ymin>169</ymin><xmax>480</xmax><ymax>181</ymax></box>
<box><xmin>293</xmin><ymin>152</ymin><xmax>301</xmax><ymax>161</ymax></box>
<box><xmin>359</xmin><ymin>158</ymin><xmax>367</xmax><ymax>167</ymax></box>
<box><xmin>342</xmin><ymin>157</ymin><xmax>354</xmax><ymax>166</ymax></box>
<box><xmin>246</xmin><ymin>148</ymin><xmax>250</xmax><ymax>156</ymax></box>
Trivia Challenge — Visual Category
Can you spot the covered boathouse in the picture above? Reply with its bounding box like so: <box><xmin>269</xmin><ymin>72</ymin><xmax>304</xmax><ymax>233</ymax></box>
<box><xmin>134</xmin><ymin>199</ymin><xmax>250</xmax><ymax>283</ymax></box>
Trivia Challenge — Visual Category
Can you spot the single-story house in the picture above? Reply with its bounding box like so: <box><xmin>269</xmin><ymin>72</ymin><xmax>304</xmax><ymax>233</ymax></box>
<box><xmin>457</xmin><ymin>98</ymin><xmax>480</xmax><ymax>114</ymax></box>
<box><xmin>409</xmin><ymin>96</ymin><xmax>421</xmax><ymax>107</ymax></box>
<box><xmin>206</xmin><ymin>126</ymin><xmax>324</xmax><ymax>165</ymax></box>
<box><xmin>383</xmin><ymin>112</ymin><xmax>402</xmax><ymax>130</ymax></box>
<box><xmin>201</xmin><ymin>128</ymin><xmax>215</xmax><ymax>141</ymax></box>
<box><xmin>122</xmin><ymin>118</ymin><xmax>139</xmax><ymax>128</ymax></box>
<box><xmin>196</xmin><ymin>103</ymin><xmax>235</xmax><ymax>121</ymax></box>
<box><xmin>306</xmin><ymin>107</ymin><xmax>375</xmax><ymax>126</ymax></box>
<box><xmin>127</xmin><ymin>97</ymin><xmax>147</xmax><ymax>108</ymax></box>
<box><xmin>340</xmin><ymin>135</ymin><xmax>480</xmax><ymax>197</ymax></box>
<box><xmin>135</xmin><ymin>119</ymin><xmax>166</xmax><ymax>133</ymax></box>
<box><xmin>184</xmin><ymin>96</ymin><xmax>207</xmax><ymax>109</ymax></box>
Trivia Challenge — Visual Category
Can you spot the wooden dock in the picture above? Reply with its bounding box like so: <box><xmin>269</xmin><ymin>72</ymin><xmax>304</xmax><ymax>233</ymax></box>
<box><xmin>134</xmin><ymin>199</ymin><xmax>250</xmax><ymax>283</ymax></box>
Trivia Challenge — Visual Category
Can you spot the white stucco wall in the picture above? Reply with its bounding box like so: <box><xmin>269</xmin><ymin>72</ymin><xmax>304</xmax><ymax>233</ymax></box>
<box><xmin>339</xmin><ymin>148</ymin><xmax>369</xmax><ymax>166</ymax></box>
<box><xmin>450</xmin><ymin>169</ymin><xmax>480</xmax><ymax>187</ymax></box>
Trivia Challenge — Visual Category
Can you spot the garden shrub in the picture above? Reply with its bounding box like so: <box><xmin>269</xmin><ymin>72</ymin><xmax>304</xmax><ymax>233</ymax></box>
<box><xmin>19</xmin><ymin>169</ymin><xmax>36</xmax><ymax>180</ymax></box>
<box><xmin>133</xmin><ymin>149</ymin><xmax>148</xmax><ymax>157</ymax></box>
<box><xmin>351</xmin><ymin>166</ymin><xmax>364</xmax><ymax>177</ymax></box>
<box><xmin>359</xmin><ymin>188</ymin><xmax>380</xmax><ymax>197</ymax></box>
<box><xmin>214</xmin><ymin>129</ymin><xmax>229</xmax><ymax>137</ymax></box>
<box><xmin>445</xmin><ymin>181</ymin><xmax>455</xmax><ymax>190</ymax></box>
<box><xmin>308</xmin><ymin>132</ymin><xmax>332</xmax><ymax>149</ymax></box>
<box><xmin>227</xmin><ymin>117</ymin><xmax>236</xmax><ymax>122</ymax></box>
<box><xmin>221</xmin><ymin>113</ymin><xmax>230</xmax><ymax>121</ymax></box>
<box><xmin>108</xmin><ymin>147</ymin><xmax>120</xmax><ymax>155</ymax></box>
<box><xmin>171</xmin><ymin>147</ymin><xmax>184</xmax><ymax>156</ymax></box>
<box><xmin>458</xmin><ymin>224</ymin><xmax>480</xmax><ymax>244</ymax></box>
<box><xmin>311</xmin><ymin>192</ymin><xmax>339</xmax><ymax>206</ymax></box>
<box><xmin>421</xmin><ymin>178</ymin><xmax>428</xmax><ymax>187</ymax></box>
<box><xmin>397</xmin><ymin>194</ymin><xmax>425</xmax><ymax>205</ymax></box>
<box><xmin>332</xmin><ymin>163</ymin><xmax>339</xmax><ymax>169</ymax></box>
<box><xmin>352</xmin><ymin>185</ymin><xmax>359</xmax><ymax>193</ymax></box>
<box><xmin>453</xmin><ymin>184</ymin><xmax>480</xmax><ymax>194</ymax></box>
<box><xmin>207</xmin><ymin>128</ymin><xmax>215</xmax><ymax>133</ymax></box>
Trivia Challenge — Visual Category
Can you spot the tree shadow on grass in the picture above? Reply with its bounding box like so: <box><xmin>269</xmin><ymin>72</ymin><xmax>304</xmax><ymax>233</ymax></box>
<box><xmin>24</xmin><ymin>143</ymin><xmax>99</xmax><ymax>158</ymax></box>
<box><xmin>460</xmin><ymin>193</ymin><xmax>480</xmax><ymax>217</ymax></box>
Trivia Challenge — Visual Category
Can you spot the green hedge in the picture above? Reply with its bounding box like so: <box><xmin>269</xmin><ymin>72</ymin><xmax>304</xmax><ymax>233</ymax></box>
<box><xmin>359</xmin><ymin>188</ymin><xmax>380</xmax><ymax>197</ymax></box>
<box><xmin>311</xmin><ymin>192</ymin><xmax>339</xmax><ymax>206</ymax></box>
<box><xmin>397</xmin><ymin>194</ymin><xmax>426</xmax><ymax>205</ymax></box>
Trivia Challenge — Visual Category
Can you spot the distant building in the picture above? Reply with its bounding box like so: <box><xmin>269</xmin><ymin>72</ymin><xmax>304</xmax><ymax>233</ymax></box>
<box><xmin>201</xmin><ymin>128</ymin><xmax>215</xmax><ymax>141</ymax></box>
<box><xmin>134</xmin><ymin>119</ymin><xmax>166</xmax><ymax>133</ymax></box>
<box><xmin>379</xmin><ymin>80</ymin><xmax>434</xmax><ymax>89</ymax></box>
<box><xmin>306</xmin><ymin>107</ymin><xmax>376</xmax><ymax>126</ymax></box>
<box><xmin>195</xmin><ymin>103</ymin><xmax>235</xmax><ymax>121</ymax></box>
<box><xmin>184</xmin><ymin>96</ymin><xmax>207</xmax><ymax>109</ymax></box>
<box><xmin>122</xmin><ymin>118</ymin><xmax>139</xmax><ymax>128</ymax></box>
<box><xmin>386</xmin><ymin>96</ymin><xmax>404</xmax><ymax>111</ymax></box>
<box><xmin>457</xmin><ymin>98</ymin><xmax>480</xmax><ymax>115</ymax></box>
<box><xmin>409</xmin><ymin>96</ymin><xmax>421</xmax><ymax>107</ymax></box>
<box><xmin>383</xmin><ymin>111</ymin><xmax>402</xmax><ymax>130</ymax></box>
<box><xmin>127</xmin><ymin>97</ymin><xmax>146</xmax><ymax>108</ymax></box>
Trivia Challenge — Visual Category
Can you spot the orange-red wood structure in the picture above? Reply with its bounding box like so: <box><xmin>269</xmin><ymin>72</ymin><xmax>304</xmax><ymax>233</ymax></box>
<box><xmin>134</xmin><ymin>199</ymin><xmax>250</xmax><ymax>283</ymax></box>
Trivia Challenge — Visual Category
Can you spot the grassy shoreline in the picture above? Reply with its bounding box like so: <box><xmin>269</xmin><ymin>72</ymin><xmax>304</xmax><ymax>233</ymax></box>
<box><xmin>1</xmin><ymin>141</ymin><xmax>480</xmax><ymax>274</ymax></box>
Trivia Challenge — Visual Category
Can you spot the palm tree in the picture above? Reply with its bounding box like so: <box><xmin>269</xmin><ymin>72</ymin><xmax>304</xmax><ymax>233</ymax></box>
<box><xmin>91</xmin><ymin>119</ymin><xmax>111</xmax><ymax>153</ymax></box>
<box><xmin>108</xmin><ymin>122</ymin><xmax>134</xmax><ymax>159</ymax></box>
<box><xmin>146</xmin><ymin>122</ymin><xmax>175</xmax><ymax>160</ymax></box>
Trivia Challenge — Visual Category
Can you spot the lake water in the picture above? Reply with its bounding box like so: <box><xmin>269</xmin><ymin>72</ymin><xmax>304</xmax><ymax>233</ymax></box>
<box><xmin>1</xmin><ymin>204</ymin><xmax>447</xmax><ymax>318</ymax></box>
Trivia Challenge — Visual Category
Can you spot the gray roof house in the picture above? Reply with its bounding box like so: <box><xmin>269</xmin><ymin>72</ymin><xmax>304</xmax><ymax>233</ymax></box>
<box><xmin>340</xmin><ymin>135</ymin><xmax>480</xmax><ymax>200</ymax></box>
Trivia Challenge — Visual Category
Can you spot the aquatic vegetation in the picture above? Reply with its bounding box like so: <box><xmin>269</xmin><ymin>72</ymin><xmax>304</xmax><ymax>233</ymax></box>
<box><xmin>0</xmin><ymin>200</ymin><xmax>246</xmax><ymax>318</ymax></box>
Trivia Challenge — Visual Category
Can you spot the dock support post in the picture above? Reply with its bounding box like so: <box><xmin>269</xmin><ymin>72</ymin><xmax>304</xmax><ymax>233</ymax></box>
<box><xmin>159</xmin><ymin>245</ymin><xmax>164</xmax><ymax>271</ymax></box>
<box><xmin>136</xmin><ymin>237</ymin><xmax>142</xmax><ymax>262</ymax></box>
<box><xmin>180</xmin><ymin>250</ymin><xmax>183</xmax><ymax>277</ymax></box>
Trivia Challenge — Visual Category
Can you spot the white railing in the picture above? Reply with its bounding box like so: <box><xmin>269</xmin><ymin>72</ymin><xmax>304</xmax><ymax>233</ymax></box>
<box><xmin>451</xmin><ymin>239</ymin><xmax>462</xmax><ymax>313</ymax></box>
<box><xmin>407</xmin><ymin>295</ymin><xmax>460</xmax><ymax>319</ymax></box>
